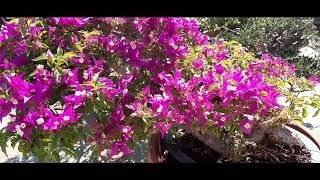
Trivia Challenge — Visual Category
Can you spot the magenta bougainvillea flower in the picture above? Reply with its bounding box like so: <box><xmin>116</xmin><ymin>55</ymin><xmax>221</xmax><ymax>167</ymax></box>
<box><xmin>2</xmin><ymin>73</ymin><xmax>32</xmax><ymax>103</ymax></box>
<box><xmin>214</xmin><ymin>64</ymin><xmax>224</xmax><ymax>74</ymax></box>
<box><xmin>154</xmin><ymin>121</ymin><xmax>172</xmax><ymax>139</ymax></box>
<box><xmin>0</xmin><ymin>99</ymin><xmax>13</xmax><ymax>121</ymax></box>
<box><xmin>239</xmin><ymin>118</ymin><xmax>256</xmax><ymax>135</ymax></box>
<box><xmin>192</xmin><ymin>57</ymin><xmax>203</xmax><ymax>70</ymax></box>
<box><xmin>0</xmin><ymin>17</ymin><xmax>318</xmax><ymax>161</ymax></box>
<box><xmin>309</xmin><ymin>76</ymin><xmax>319</xmax><ymax>85</ymax></box>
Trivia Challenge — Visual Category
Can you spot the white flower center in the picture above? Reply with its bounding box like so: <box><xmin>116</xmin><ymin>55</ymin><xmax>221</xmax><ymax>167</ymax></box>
<box><xmin>63</xmin><ymin>116</ymin><xmax>70</xmax><ymax>121</ymax></box>
<box><xmin>36</xmin><ymin>118</ymin><xmax>45</xmax><ymax>125</ymax></box>
<box><xmin>79</xmin><ymin>58</ymin><xmax>84</xmax><ymax>63</ymax></box>
<box><xmin>37</xmin><ymin>64</ymin><xmax>44</xmax><ymax>69</ymax></box>
<box><xmin>83</xmin><ymin>71</ymin><xmax>88</xmax><ymax>79</ymax></box>
<box><xmin>244</xmin><ymin>123</ymin><xmax>251</xmax><ymax>129</ymax></box>
<box><xmin>54</xmin><ymin>121</ymin><xmax>60</xmax><ymax>125</ymax></box>
<box><xmin>227</xmin><ymin>85</ymin><xmax>237</xmax><ymax>91</ymax></box>
<box><xmin>75</xmin><ymin>91</ymin><xmax>82</xmax><ymax>96</ymax></box>
<box><xmin>177</xmin><ymin>80</ymin><xmax>184</xmax><ymax>84</ymax></box>
<box><xmin>220</xmin><ymin>117</ymin><xmax>225</xmax><ymax>122</ymax></box>
<box><xmin>15</xmin><ymin>125</ymin><xmax>21</xmax><ymax>131</ymax></box>
<box><xmin>20</xmin><ymin>123</ymin><xmax>26</xmax><ymax>129</ymax></box>
<box><xmin>75</xmin><ymin>90</ymin><xmax>86</xmax><ymax>96</ymax></box>
<box><xmin>86</xmin><ymin>92</ymin><xmax>93</xmax><ymax>98</ymax></box>
<box><xmin>156</xmin><ymin>105</ymin><xmax>163</xmax><ymax>113</ymax></box>
<box><xmin>244</xmin><ymin>114</ymin><xmax>254</xmax><ymax>121</ymax></box>
<box><xmin>68</xmin><ymin>71</ymin><xmax>74</xmax><ymax>77</ymax></box>
<box><xmin>109</xmin><ymin>42</ymin><xmax>114</xmax><ymax>46</ymax></box>
<box><xmin>12</xmin><ymin>99</ymin><xmax>18</xmax><ymax>105</ymax></box>
<box><xmin>191</xmin><ymin>101</ymin><xmax>196</xmax><ymax>107</ymax></box>
<box><xmin>122</xmin><ymin>128</ymin><xmax>128</xmax><ymax>133</ymax></box>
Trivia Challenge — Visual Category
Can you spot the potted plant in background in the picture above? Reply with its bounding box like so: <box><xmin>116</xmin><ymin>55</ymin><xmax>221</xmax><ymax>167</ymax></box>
<box><xmin>0</xmin><ymin>17</ymin><xmax>319</xmax><ymax>163</ymax></box>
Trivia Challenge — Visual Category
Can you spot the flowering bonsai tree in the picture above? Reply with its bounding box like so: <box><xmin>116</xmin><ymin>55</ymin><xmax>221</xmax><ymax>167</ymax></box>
<box><xmin>0</xmin><ymin>17</ymin><xmax>319</xmax><ymax>162</ymax></box>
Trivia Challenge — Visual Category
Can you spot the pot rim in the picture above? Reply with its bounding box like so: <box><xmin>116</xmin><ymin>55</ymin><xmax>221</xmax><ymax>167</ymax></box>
<box><xmin>285</xmin><ymin>123</ymin><xmax>320</xmax><ymax>150</ymax></box>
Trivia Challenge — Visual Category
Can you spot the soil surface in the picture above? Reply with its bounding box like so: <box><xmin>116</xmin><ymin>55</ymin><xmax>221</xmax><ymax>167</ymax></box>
<box><xmin>160</xmin><ymin>132</ymin><xmax>312</xmax><ymax>163</ymax></box>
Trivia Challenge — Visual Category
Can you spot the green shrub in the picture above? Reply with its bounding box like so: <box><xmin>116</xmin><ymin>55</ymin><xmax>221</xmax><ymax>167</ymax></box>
<box><xmin>198</xmin><ymin>17</ymin><xmax>320</xmax><ymax>78</ymax></box>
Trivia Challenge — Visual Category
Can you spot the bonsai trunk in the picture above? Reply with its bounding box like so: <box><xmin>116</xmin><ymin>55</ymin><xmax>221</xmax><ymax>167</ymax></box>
<box><xmin>189</xmin><ymin>124</ymin><xmax>303</xmax><ymax>159</ymax></box>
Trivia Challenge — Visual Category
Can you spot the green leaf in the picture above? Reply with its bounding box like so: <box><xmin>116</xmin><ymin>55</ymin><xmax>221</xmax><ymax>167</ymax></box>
<box><xmin>32</xmin><ymin>55</ymin><xmax>48</xmax><ymax>61</ymax></box>
<box><xmin>27</xmin><ymin>19</ymin><xmax>33</xmax><ymax>26</ymax></box>
<box><xmin>63</xmin><ymin>52</ymin><xmax>77</xmax><ymax>59</ymax></box>
<box><xmin>0</xmin><ymin>143</ymin><xmax>8</xmax><ymax>157</ymax></box>
<box><xmin>85</xmin><ymin>100</ymin><xmax>94</xmax><ymax>113</ymax></box>
<box><xmin>18</xmin><ymin>141</ymin><xmax>29</xmax><ymax>155</ymax></box>
<box><xmin>293</xmin><ymin>115</ymin><xmax>304</xmax><ymax>124</ymax></box>
<box><xmin>41</xmin><ymin>138</ymin><xmax>53</xmax><ymax>143</ymax></box>
<box><xmin>97</xmin><ymin>92</ymin><xmax>106</xmax><ymax>107</ymax></box>
<box><xmin>84</xmin><ymin>112</ymin><xmax>96</xmax><ymax>128</ymax></box>
<box><xmin>302</xmin><ymin>108</ymin><xmax>308</xmax><ymax>118</ymax></box>
<box><xmin>228</xmin><ymin>40</ymin><xmax>240</xmax><ymax>45</ymax></box>
<box><xmin>194</xmin><ymin>46</ymin><xmax>202</xmax><ymax>52</ymax></box>
<box><xmin>142</xmin><ymin>117</ymin><xmax>149</xmax><ymax>125</ymax></box>
<box><xmin>52</xmin><ymin>151</ymin><xmax>61</xmax><ymax>162</ymax></box>
<box><xmin>10</xmin><ymin>137</ymin><xmax>19</xmax><ymax>148</ymax></box>
<box><xmin>32</xmin><ymin>147</ymin><xmax>48</xmax><ymax>162</ymax></box>
<box><xmin>25</xmin><ymin>40</ymin><xmax>34</xmax><ymax>47</ymax></box>
<box><xmin>53</xmin><ymin>69</ymin><xmax>61</xmax><ymax>83</ymax></box>
<box><xmin>260</xmin><ymin>91</ymin><xmax>268</xmax><ymax>96</ymax></box>
<box><xmin>312</xmin><ymin>109</ymin><xmax>320</xmax><ymax>117</ymax></box>
<box><xmin>216</xmin><ymin>74</ymin><xmax>222</xmax><ymax>82</ymax></box>
<box><xmin>56</xmin><ymin>58</ymin><xmax>69</xmax><ymax>66</ymax></box>
<box><xmin>42</xmin><ymin>43</ymin><xmax>49</xmax><ymax>49</ymax></box>
<box><xmin>52</xmin><ymin>134</ymin><xmax>62</xmax><ymax>147</ymax></box>
<box><xmin>0</xmin><ymin>132</ymin><xmax>8</xmax><ymax>157</ymax></box>
<box><xmin>81</xmin><ymin>82</ymin><xmax>96</xmax><ymax>88</ymax></box>
<box><xmin>57</xmin><ymin>47</ymin><xmax>63</xmax><ymax>57</ymax></box>
<box><xmin>221</xmin><ymin>60</ymin><xmax>231</xmax><ymax>67</ymax></box>
<box><xmin>82</xmin><ymin>30</ymin><xmax>101</xmax><ymax>39</ymax></box>
<box><xmin>64</xmin><ymin>146</ymin><xmax>78</xmax><ymax>157</ymax></box>
<box><xmin>228</xmin><ymin>79</ymin><xmax>237</xmax><ymax>86</ymax></box>
<box><xmin>75</xmin><ymin>43</ymin><xmax>83</xmax><ymax>53</ymax></box>
<box><xmin>96</xmin><ymin>84</ymin><xmax>107</xmax><ymax>90</ymax></box>
<box><xmin>128</xmin><ymin>139</ymin><xmax>134</xmax><ymax>149</ymax></box>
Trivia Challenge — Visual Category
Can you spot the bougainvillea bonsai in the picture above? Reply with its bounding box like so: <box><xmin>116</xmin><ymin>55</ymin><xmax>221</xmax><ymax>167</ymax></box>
<box><xmin>0</xmin><ymin>17</ymin><xmax>319</xmax><ymax>162</ymax></box>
